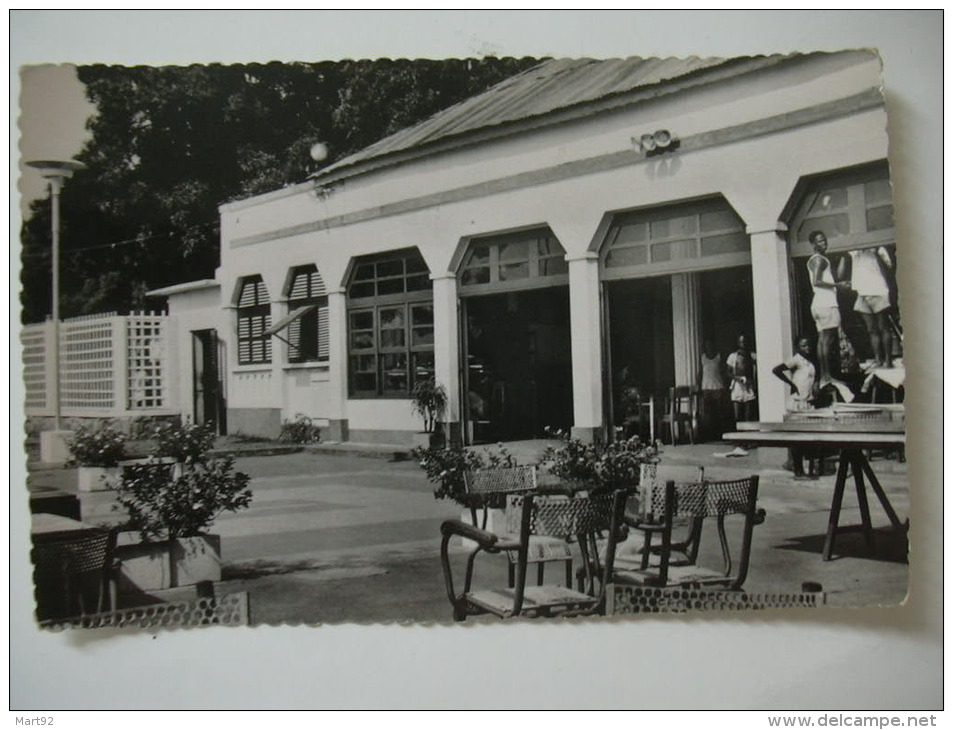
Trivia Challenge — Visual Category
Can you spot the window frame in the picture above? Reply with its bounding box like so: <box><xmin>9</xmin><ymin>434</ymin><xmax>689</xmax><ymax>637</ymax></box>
<box><xmin>285</xmin><ymin>265</ymin><xmax>330</xmax><ymax>365</ymax></box>
<box><xmin>236</xmin><ymin>275</ymin><xmax>272</xmax><ymax>366</ymax></box>
<box><xmin>458</xmin><ymin>229</ymin><xmax>569</xmax><ymax>296</ymax></box>
<box><xmin>346</xmin><ymin>249</ymin><xmax>434</xmax><ymax>398</ymax></box>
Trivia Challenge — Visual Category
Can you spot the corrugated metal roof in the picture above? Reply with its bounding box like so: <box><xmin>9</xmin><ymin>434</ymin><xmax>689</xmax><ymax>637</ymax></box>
<box><xmin>314</xmin><ymin>55</ymin><xmax>765</xmax><ymax>182</ymax></box>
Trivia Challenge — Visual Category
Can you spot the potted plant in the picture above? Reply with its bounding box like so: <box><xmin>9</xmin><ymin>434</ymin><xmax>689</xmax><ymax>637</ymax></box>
<box><xmin>539</xmin><ymin>428</ymin><xmax>661</xmax><ymax>495</ymax></box>
<box><xmin>112</xmin><ymin>420</ymin><xmax>251</xmax><ymax>593</ymax></box>
<box><xmin>412</xmin><ymin>442</ymin><xmax>518</xmax><ymax>541</ymax></box>
<box><xmin>66</xmin><ymin>422</ymin><xmax>128</xmax><ymax>492</ymax></box>
<box><xmin>410</xmin><ymin>378</ymin><xmax>448</xmax><ymax>449</ymax></box>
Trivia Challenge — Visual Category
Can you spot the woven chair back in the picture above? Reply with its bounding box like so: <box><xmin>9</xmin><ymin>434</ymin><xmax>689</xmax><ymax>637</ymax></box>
<box><xmin>32</xmin><ymin>530</ymin><xmax>113</xmax><ymax>575</ymax></box>
<box><xmin>645</xmin><ymin>477</ymin><xmax>756</xmax><ymax>520</ymax></box>
<box><xmin>507</xmin><ymin>492</ymin><xmax>619</xmax><ymax>539</ymax></box>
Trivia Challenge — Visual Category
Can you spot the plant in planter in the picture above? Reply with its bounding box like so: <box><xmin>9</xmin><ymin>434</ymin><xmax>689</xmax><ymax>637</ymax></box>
<box><xmin>410</xmin><ymin>378</ymin><xmax>448</xmax><ymax>448</ymax></box>
<box><xmin>539</xmin><ymin>428</ymin><xmax>661</xmax><ymax>495</ymax></box>
<box><xmin>66</xmin><ymin>422</ymin><xmax>128</xmax><ymax>492</ymax></box>
<box><xmin>112</xmin><ymin>421</ymin><xmax>252</xmax><ymax>592</ymax></box>
<box><xmin>279</xmin><ymin>413</ymin><xmax>321</xmax><ymax>444</ymax></box>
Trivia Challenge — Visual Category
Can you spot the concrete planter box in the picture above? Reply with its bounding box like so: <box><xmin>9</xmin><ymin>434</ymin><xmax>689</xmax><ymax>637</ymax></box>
<box><xmin>412</xmin><ymin>431</ymin><xmax>446</xmax><ymax>450</ymax></box>
<box><xmin>115</xmin><ymin>533</ymin><xmax>222</xmax><ymax>593</ymax></box>
<box><xmin>77</xmin><ymin>466</ymin><xmax>121</xmax><ymax>492</ymax></box>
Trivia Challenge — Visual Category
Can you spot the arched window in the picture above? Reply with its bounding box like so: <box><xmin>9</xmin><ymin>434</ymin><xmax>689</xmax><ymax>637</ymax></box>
<box><xmin>789</xmin><ymin>162</ymin><xmax>894</xmax><ymax>256</ymax></box>
<box><xmin>601</xmin><ymin>198</ymin><xmax>749</xmax><ymax>279</ymax></box>
<box><xmin>236</xmin><ymin>276</ymin><xmax>272</xmax><ymax>365</ymax></box>
<box><xmin>458</xmin><ymin>228</ymin><xmax>567</xmax><ymax>294</ymax></box>
<box><xmin>285</xmin><ymin>265</ymin><xmax>329</xmax><ymax>364</ymax></box>
<box><xmin>346</xmin><ymin>248</ymin><xmax>434</xmax><ymax>397</ymax></box>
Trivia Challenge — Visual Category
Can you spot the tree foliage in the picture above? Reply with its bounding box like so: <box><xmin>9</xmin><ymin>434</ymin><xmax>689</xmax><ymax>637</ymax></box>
<box><xmin>19</xmin><ymin>57</ymin><xmax>540</xmax><ymax>323</ymax></box>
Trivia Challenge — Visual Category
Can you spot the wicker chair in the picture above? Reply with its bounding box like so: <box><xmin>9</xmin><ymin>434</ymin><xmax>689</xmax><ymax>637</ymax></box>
<box><xmin>659</xmin><ymin>386</ymin><xmax>699</xmax><ymax>445</ymax></box>
<box><xmin>31</xmin><ymin>528</ymin><xmax>118</xmax><ymax>621</ymax></box>
<box><xmin>613</xmin><ymin>476</ymin><xmax>764</xmax><ymax>590</ymax></box>
<box><xmin>440</xmin><ymin>490</ymin><xmax>627</xmax><ymax>620</ymax></box>
<box><xmin>462</xmin><ymin>466</ymin><xmax>574</xmax><ymax>587</ymax></box>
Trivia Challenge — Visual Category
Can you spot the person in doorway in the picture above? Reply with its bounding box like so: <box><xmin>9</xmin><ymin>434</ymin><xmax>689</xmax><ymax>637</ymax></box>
<box><xmin>697</xmin><ymin>339</ymin><xmax>727</xmax><ymax>439</ymax></box>
<box><xmin>726</xmin><ymin>334</ymin><xmax>757</xmax><ymax>425</ymax></box>
<box><xmin>807</xmin><ymin>231</ymin><xmax>853</xmax><ymax>394</ymax></box>
<box><xmin>838</xmin><ymin>246</ymin><xmax>896</xmax><ymax>369</ymax></box>
<box><xmin>773</xmin><ymin>335</ymin><xmax>820</xmax><ymax>479</ymax></box>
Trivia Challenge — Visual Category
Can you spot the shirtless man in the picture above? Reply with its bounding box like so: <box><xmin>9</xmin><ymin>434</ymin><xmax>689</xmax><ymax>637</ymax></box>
<box><xmin>807</xmin><ymin>231</ymin><xmax>852</xmax><ymax>394</ymax></box>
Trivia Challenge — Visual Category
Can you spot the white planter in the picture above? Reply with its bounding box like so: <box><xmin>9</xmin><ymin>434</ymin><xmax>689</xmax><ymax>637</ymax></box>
<box><xmin>115</xmin><ymin>533</ymin><xmax>222</xmax><ymax>593</ymax></box>
<box><xmin>76</xmin><ymin>466</ymin><xmax>121</xmax><ymax>493</ymax></box>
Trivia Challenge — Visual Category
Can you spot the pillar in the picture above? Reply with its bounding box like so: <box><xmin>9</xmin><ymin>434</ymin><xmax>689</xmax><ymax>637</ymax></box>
<box><xmin>748</xmin><ymin>223</ymin><xmax>794</xmax><ymax>422</ymax></box>
<box><xmin>325</xmin><ymin>288</ymin><xmax>349</xmax><ymax>442</ymax></box>
<box><xmin>431</xmin><ymin>274</ymin><xmax>462</xmax><ymax>445</ymax></box>
<box><xmin>567</xmin><ymin>253</ymin><xmax>604</xmax><ymax>443</ymax></box>
<box><xmin>671</xmin><ymin>272</ymin><xmax>702</xmax><ymax>387</ymax></box>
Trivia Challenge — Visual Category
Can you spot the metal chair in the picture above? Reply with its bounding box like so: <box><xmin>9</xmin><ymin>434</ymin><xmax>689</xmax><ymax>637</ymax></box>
<box><xmin>659</xmin><ymin>386</ymin><xmax>698</xmax><ymax>445</ymax></box>
<box><xmin>31</xmin><ymin>528</ymin><xmax>118</xmax><ymax>621</ymax></box>
<box><xmin>440</xmin><ymin>490</ymin><xmax>628</xmax><ymax>620</ymax></box>
<box><xmin>462</xmin><ymin>466</ymin><xmax>574</xmax><ymax>587</ymax></box>
<box><xmin>613</xmin><ymin>475</ymin><xmax>764</xmax><ymax>590</ymax></box>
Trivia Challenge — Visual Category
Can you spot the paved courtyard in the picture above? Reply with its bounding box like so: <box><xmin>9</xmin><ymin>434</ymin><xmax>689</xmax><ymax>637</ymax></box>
<box><xmin>25</xmin><ymin>442</ymin><xmax>910</xmax><ymax>625</ymax></box>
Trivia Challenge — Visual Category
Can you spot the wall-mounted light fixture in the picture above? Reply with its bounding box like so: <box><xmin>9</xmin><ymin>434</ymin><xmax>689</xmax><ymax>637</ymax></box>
<box><xmin>632</xmin><ymin>129</ymin><xmax>680</xmax><ymax>156</ymax></box>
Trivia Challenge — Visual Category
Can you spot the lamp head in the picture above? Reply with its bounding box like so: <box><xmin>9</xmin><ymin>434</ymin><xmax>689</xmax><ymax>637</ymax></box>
<box><xmin>26</xmin><ymin>159</ymin><xmax>87</xmax><ymax>181</ymax></box>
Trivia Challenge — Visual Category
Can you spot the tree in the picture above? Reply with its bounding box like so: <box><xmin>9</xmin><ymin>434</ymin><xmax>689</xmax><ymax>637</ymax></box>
<box><xmin>19</xmin><ymin>58</ymin><xmax>540</xmax><ymax>324</ymax></box>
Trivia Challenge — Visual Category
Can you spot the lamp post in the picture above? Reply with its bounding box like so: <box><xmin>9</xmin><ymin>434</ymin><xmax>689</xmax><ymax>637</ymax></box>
<box><xmin>26</xmin><ymin>159</ymin><xmax>86</xmax><ymax>459</ymax></box>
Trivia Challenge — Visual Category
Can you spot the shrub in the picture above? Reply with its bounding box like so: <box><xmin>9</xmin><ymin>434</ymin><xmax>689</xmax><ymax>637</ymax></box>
<box><xmin>152</xmin><ymin>420</ymin><xmax>217</xmax><ymax>463</ymax></box>
<box><xmin>540</xmin><ymin>428</ymin><xmax>660</xmax><ymax>494</ymax></box>
<box><xmin>410</xmin><ymin>379</ymin><xmax>447</xmax><ymax>433</ymax></box>
<box><xmin>412</xmin><ymin>443</ymin><xmax>517</xmax><ymax>505</ymax></box>
<box><xmin>279</xmin><ymin>413</ymin><xmax>321</xmax><ymax>444</ymax></box>
<box><xmin>67</xmin><ymin>423</ymin><xmax>127</xmax><ymax>467</ymax></box>
<box><xmin>116</xmin><ymin>456</ymin><xmax>252</xmax><ymax>540</ymax></box>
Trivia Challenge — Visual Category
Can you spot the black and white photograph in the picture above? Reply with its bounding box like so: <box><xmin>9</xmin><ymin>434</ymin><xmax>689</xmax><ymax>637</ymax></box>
<box><xmin>10</xmin><ymin>10</ymin><xmax>942</xmax><ymax>712</ymax></box>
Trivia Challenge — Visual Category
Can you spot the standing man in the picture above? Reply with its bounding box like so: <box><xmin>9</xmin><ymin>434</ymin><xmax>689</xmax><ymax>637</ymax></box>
<box><xmin>807</xmin><ymin>231</ymin><xmax>853</xmax><ymax>397</ymax></box>
<box><xmin>726</xmin><ymin>334</ymin><xmax>757</xmax><ymax>425</ymax></box>
<box><xmin>839</xmin><ymin>246</ymin><xmax>895</xmax><ymax>369</ymax></box>
<box><xmin>773</xmin><ymin>335</ymin><xmax>820</xmax><ymax>479</ymax></box>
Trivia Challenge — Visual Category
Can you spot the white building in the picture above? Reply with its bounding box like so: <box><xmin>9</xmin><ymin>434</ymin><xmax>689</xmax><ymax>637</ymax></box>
<box><xmin>149</xmin><ymin>51</ymin><xmax>899</xmax><ymax>447</ymax></box>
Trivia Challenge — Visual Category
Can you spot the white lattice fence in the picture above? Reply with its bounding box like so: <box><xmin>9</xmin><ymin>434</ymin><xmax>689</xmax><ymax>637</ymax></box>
<box><xmin>21</xmin><ymin>325</ymin><xmax>49</xmax><ymax>410</ymax></box>
<box><xmin>21</xmin><ymin>312</ymin><xmax>175</xmax><ymax>418</ymax></box>
<box><xmin>126</xmin><ymin>314</ymin><xmax>167</xmax><ymax>410</ymax></box>
<box><xmin>62</xmin><ymin>313</ymin><xmax>117</xmax><ymax>411</ymax></box>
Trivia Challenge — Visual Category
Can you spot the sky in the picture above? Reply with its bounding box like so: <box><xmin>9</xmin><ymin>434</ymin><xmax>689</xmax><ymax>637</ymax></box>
<box><xmin>17</xmin><ymin>64</ymin><xmax>95</xmax><ymax>215</ymax></box>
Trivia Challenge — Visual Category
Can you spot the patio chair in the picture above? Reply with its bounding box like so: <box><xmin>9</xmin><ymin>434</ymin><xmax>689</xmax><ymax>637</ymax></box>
<box><xmin>659</xmin><ymin>386</ymin><xmax>698</xmax><ymax>445</ymax></box>
<box><xmin>31</xmin><ymin>528</ymin><xmax>118</xmax><ymax>621</ymax></box>
<box><xmin>613</xmin><ymin>475</ymin><xmax>764</xmax><ymax>591</ymax></box>
<box><xmin>462</xmin><ymin>466</ymin><xmax>573</xmax><ymax>587</ymax></box>
<box><xmin>440</xmin><ymin>489</ymin><xmax>628</xmax><ymax>620</ymax></box>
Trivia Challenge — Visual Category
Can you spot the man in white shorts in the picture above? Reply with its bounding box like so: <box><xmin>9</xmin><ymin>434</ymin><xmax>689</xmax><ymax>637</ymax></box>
<box><xmin>807</xmin><ymin>231</ymin><xmax>852</xmax><ymax>392</ymax></box>
<box><xmin>839</xmin><ymin>246</ymin><xmax>895</xmax><ymax>368</ymax></box>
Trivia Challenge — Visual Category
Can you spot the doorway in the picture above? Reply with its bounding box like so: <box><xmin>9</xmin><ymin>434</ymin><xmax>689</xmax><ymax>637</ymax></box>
<box><xmin>462</xmin><ymin>287</ymin><xmax>573</xmax><ymax>443</ymax></box>
<box><xmin>192</xmin><ymin>329</ymin><xmax>226</xmax><ymax>435</ymax></box>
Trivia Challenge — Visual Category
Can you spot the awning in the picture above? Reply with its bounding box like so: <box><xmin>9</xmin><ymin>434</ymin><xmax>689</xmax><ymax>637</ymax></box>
<box><xmin>263</xmin><ymin>304</ymin><xmax>317</xmax><ymax>337</ymax></box>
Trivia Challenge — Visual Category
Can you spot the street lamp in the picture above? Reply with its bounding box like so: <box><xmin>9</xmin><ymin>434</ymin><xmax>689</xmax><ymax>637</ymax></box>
<box><xmin>26</xmin><ymin>159</ymin><xmax>86</xmax><ymax>459</ymax></box>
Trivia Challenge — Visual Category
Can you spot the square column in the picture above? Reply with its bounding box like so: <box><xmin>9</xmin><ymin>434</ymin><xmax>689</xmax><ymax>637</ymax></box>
<box><xmin>567</xmin><ymin>253</ymin><xmax>604</xmax><ymax>443</ymax></box>
<box><xmin>748</xmin><ymin>224</ymin><xmax>794</xmax><ymax>422</ymax></box>
<box><xmin>431</xmin><ymin>274</ymin><xmax>462</xmax><ymax>445</ymax></box>
<box><xmin>325</xmin><ymin>289</ymin><xmax>349</xmax><ymax>442</ymax></box>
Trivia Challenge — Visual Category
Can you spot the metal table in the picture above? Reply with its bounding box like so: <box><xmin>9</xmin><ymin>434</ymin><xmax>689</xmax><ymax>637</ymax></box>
<box><xmin>723</xmin><ymin>422</ymin><xmax>906</xmax><ymax>561</ymax></box>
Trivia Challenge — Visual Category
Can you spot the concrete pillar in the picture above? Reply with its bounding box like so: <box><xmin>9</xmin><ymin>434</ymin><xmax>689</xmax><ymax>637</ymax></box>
<box><xmin>671</xmin><ymin>272</ymin><xmax>702</xmax><ymax>387</ymax></box>
<box><xmin>748</xmin><ymin>223</ymin><xmax>794</xmax><ymax>422</ymax></box>
<box><xmin>567</xmin><ymin>253</ymin><xmax>604</xmax><ymax>443</ymax></box>
<box><xmin>431</xmin><ymin>274</ymin><xmax>462</xmax><ymax>445</ymax></box>
<box><xmin>325</xmin><ymin>289</ymin><xmax>349</xmax><ymax>442</ymax></box>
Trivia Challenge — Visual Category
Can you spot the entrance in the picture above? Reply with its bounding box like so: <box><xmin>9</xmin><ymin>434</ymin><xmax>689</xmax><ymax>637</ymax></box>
<box><xmin>605</xmin><ymin>266</ymin><xmax>755</xmax><ymax>442</ymax></box>
<box><xmin>462</xmin><ymin>288</ymin><xmax>573</xmax><ymax>443</ymax></box>
<box><xmin>192</xmin><ymin>329</ymin><xmax>226</xmax><ymax>435</ymax></box>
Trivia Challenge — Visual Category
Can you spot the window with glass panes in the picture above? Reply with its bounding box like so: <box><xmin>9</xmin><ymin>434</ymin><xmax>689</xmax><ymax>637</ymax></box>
<box><xmin>459</xmin><ymin>229</ymin><xmax>568</xmax><ymax>294</ymax></box>
<box><xmin>286</xmin><ymin>265</ymin><xmax>329</xmax><ymax>363</ymax></box>
<box><xmin>602</xmin><ymin>198</ymin><xmax>749</xmax><ymax>278</ymax></box>
<box><xmin>347</xmin><ymin>249</ymin><xmax>434</xmax><ymax>397</ymax></box>
<box><xmin>236</xmin><ymin>276</ymin><xmax>272</xmax><ymax>365</ymax></box>
<box><xmin>789</xmin><ymin>163</ymin><xmax>894</xmax><ymax>256</ymax></box>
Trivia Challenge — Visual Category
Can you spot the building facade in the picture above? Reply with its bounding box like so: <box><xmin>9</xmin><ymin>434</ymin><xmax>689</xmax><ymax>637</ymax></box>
<box><xmin>151</xmin><ymin>51</ymin><xmax>900</xmax><ymax>446</ymax></box>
